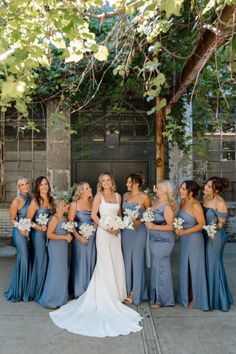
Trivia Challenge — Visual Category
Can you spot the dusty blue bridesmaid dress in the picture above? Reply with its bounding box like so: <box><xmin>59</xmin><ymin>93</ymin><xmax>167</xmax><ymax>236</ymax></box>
<box><xmin>29</xmin><ymin>207</ymin><xmax>50</xmax><ymax>301</ymax></box>
<box><xmin>5</xmin><ymin>193</ymin><xmax>32</xmax><ymax>302</ymax></box>
<box><xmin>121</xmin><ymin>195</ymin><xmax>148</xmax><ymax>305</ymax></box>
<box><xmin>69</xmin><ymin>210</ymin><xmax>96</xmax><ymax>298</ymax></box>
<box><xmin>204</xmin><ymin>207</ymin><xmax>233</xmax><ymax>311</ymax></box>
<box><xmin>177</xmin><ymin>210</ymin><xmax>209</xmax><ymax>310</ymax></box>
<box><xmin>38</xmin><ymin>219</ymin><xmax>69</xmax><ymax>308</ymax></box>
<box><xmin>148</xmin><ymin>204</ymin><xmax>175</xmax><ymax>307</ymax></box>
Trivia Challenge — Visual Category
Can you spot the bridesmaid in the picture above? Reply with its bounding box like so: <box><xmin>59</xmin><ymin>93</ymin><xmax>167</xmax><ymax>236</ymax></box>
<box><xmin>122</xmin><ymin>172</ymin><xmax>151</xmax><ymax>305</ymax></box>
<box><xmin>145</xmin><ymin>180</ymin><xmax>176</xmax><ymax>308</ymax></box>
<box><xmin>5</xmin><ymin>177</ymin><xmax>32</xmax><ymax>302</ymax></box>
<box><xmin>27</xmin><ymin>176</ymin><xmax>53</xmax><ymax>301</ymax></box>
<box><xmin>203</xmin><ymin>176</ymin><xmax>233</xmax><ymax>311</ymax></box>
<box><xmin>176</xmin><ymin>180</ymin><xmax>209</xmax><ymax>310</ymax></box>
<box><xmin>39</xmin><ymin>199</ymin><xmax>72</xmax><ymax>308</ymax></box>
<box><xmin>69</xmin><ymin>182</ymin><xmax>96</xmax><ymax>299</ymax></box>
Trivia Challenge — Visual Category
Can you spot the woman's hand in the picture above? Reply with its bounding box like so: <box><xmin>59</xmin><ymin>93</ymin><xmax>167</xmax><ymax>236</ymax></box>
<box><xmin>107</xmin><ymin>228</ymin><xmax>119</xmax><ymax>236</ymax></box>
<box><xmin>175</xmin><ymin>229</ymin><xmax>186</xmax><ymax>236</ymax></box>
<box><xmin>133</xmin><ymin>219</ymin><xmax>141</xmax><ymax>229</ymax></box>
<box><xmin>65</xmin><ymin>234</ymin><xmax>73</xmax><ymax>243</ymax></box>
<box><xmin>20</xmin><ymin>229</ymin><xmax>29</xmax><ymax>237</ymax></box>
<box><xmin>145</xmin><ymin>221</ymin><xmax>155</xmax><ymax>230</ymax></box>
<box><xmin>76</xmin><ymin>234</ymin><xmax>89</xmax><ymax>245</ymax></box>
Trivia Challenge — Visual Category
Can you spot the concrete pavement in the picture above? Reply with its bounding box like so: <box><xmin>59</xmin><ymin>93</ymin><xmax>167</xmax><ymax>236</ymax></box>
<box><xmin>0</xmin><ymin>243</ymin><xmax>235</xmax><ymax>354</ymax></box>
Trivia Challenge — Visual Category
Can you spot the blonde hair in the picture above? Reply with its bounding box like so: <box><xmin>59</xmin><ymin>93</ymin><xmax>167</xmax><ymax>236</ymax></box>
<box><xmin>17</xmin><ymin>176</ymin><xmax>29</xmax><ymax>194</ymax></box>
<box><xmin>52</xmin><ymin>198</ymin><xmax>65</xmax><ymax>214</ymax></box>
<box><xmin>97</xmin><ymin>173</ymin><xmax>117</xmax><ymax>193</ymax></box>
<box><xmin>157</xmin><ymin>180</ymin><xmax>177</xmax><ymax>210</ymax></box>
<box><xmin>73</xmin><ymin>181</ymin><xmax>92</xmax><ymax>201</ymax></box>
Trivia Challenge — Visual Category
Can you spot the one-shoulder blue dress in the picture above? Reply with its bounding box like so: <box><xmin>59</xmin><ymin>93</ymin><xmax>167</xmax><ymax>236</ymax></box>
<box><xmin>148</xmin><ymin>204</ymin><xmax>175</xmax><ymax>307</ymax></box>
<box><xmin>69</xmin><ymin>210</ymin><xmax>96</xmax><ymax>298</ymax></box>
<box><xmin>204</xmin><ymin>207</ymin><xmax>233</xmax><ymax>311</ymax></box>
<box><xmin>39</xmin><ymin>219</ymin><xmax>69</xmax><ymax>308</ymax></box>
<box><xmin>29</xmin><ymin>207</ymin><xmax>50</xmax><ymax>301</ymax></box>
<box><xmin>177</xmin><ymin>210</ymin><xmax>209</xmax><ymax>310</ymax></box>
<box><xmin>5</xmin><ymin>193</ymin><xmax>32</xmax><ymax>302</ymax></box>
<box><xmin>121</xmin><ymin>194</ymin><xmax>148</xmax><ymax>305</ymax></box>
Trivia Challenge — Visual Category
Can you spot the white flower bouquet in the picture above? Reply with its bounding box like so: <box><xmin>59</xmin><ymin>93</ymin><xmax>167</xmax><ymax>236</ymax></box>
<box><xmin>99</xmin><ymin>216</ymin><xmax>125</xmax><ymax>231</ymax></box>
<box><xmin>79</xmin><ymin>223</ymin><xmax>95</xmax><ymax>240</ymax></box>
<box><xmin>141</xmin><ymin>208</ymin><xmax>155</xmax><ymax>222</ymax></box>
<box><xmin>173</xmin><ymin>217</ymin><xmax>185</xmax><ymax>230</ymax></box>
<box><xmin>14</xmin><ymin>218</ymin><xmax>32</xmax><ymax>240</ymax></box>
<box><xmin>203</xmin><ymin>222</ymin><xmax>217</xmax><ymax>240</ymax></box>
<box><xmin>123</xmin><ymin>206</ymin><xmax>140</xmax><ymax>230</ymax></box>
<box><xmin>36</xmin><ymin>213</ymin><xmax>50</xmax><ymax>226</ymax></box>
<box><xmin>14</xmin><ymin>218</ymin><xmax>32</xmax><ymax>232</ymax></box>
<box><xmin>61</xmin><ymin>221</ymin><xmax>78</xmax><ymax>233</ymax></box>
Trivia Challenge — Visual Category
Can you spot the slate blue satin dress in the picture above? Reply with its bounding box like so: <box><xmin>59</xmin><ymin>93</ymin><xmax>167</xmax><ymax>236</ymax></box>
<box><xmin>121</xmin><ymin>195</ymin><xmax>148</xmax><ymax>305</ymax></box>
<box><xmin>5</xmin><ymin>193</ymin><xmax>32</xmax><ymax>302</ymax></box>
<box><xmin>148</xmin><ymin>204</ymin><xmax>175</xmax><ymax>306</ymax></box>
<box><xmin>29</xmin><ymin>207</ymin><xmax>50</xmax><ymax>301</ymax></box>
<box><xmin>204</xmin><ymin>207</ymin><xmax>233</xmax><ymax>311</ymax></box>
<box><xmin>39</xmin><ymin>219</ymin><xmax>69</xmax><ymax>308</ymax></box>
<box><xmin>69</xmin><ymin>210</ymin><xmax>96</xmax><ymax>298</ymax></box>
<box><xmin>177</xmin><ymin>210</ymin><xmax>209</xmax><ymax>310</ymax></box>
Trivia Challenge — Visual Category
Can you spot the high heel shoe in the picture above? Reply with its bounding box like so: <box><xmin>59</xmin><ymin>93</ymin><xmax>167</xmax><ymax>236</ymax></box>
<box><xmin>123</xmin><ymin>291</ymin><xmax>134</xmax><ymax>305</ymax></box>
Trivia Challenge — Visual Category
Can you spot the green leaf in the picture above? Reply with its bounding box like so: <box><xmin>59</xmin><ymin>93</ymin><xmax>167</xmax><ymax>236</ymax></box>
<box><xmin>94</xmin><ymin>45</ymin><xmax>109</xmax><ymax>61</ymax></box>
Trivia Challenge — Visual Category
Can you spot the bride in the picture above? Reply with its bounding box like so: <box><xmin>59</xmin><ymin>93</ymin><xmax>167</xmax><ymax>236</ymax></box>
<box><xmin>49</xmin><ymin>172</ymin><xmax>142</xmax><ymax>337</ymax></box>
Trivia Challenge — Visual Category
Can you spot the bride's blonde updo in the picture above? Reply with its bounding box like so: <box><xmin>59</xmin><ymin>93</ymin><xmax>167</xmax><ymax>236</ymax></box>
<box><xmin>73</xmin><ymin>181</ymin><xmax>92</xmax><ymax>201</ymax></box>
<box><xmin>97</xmin><ymin>172</ymin><xmax>117</xmax><ymax>193</ymax></box>
<box><xmin>157</xmin><ymin>180</ymin><xmax>177</xmax><ymax>210</ymax></box>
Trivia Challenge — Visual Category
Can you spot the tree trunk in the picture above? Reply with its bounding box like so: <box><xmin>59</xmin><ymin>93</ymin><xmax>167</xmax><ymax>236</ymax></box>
<box><xmin>0</xmin><ymin>112</ymin><xmax>5</xmax><ymax>202</ymax></box>
<box><xmin>155</xmin><ymin>97</ymin><xmax>165</xmax><ymax>182</ymax></box>
<box><xmin>167</xmin><ymin>5</ymin><xmax>236</xmax><ymax>111</ymax></box>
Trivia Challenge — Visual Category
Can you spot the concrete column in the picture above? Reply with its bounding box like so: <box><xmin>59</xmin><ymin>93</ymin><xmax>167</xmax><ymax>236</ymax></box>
<box><xmin>46</xmin><ymin>101</ymin><xmax>71</xmax><ymax>191</ymax></box>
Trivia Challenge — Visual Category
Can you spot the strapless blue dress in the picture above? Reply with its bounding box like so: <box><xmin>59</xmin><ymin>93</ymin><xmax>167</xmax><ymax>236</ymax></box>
<box><xmin>29</xmin><ymin>207</ymin><xmax>51</xmax><ymax>301</ymax></box>
<box><xmin>5</xmin><ymin>193</ymin><xmax>32</xmax><ymax>302</ymax></box>
<box><xmin>39</xmin><ymin>219</ymin><xmax>69</xmax><ymax>308</ymax></box>
<box><xmin>204</xmin><ymin>207</ymin><xmax>233</xmax><ymax>311</ymax></box>
<box><xmin>69</xmin><ymin>210</ymin><xmax>96</xmax><ymax>298</ymax></box>
<box><xmin>177</xmin><ymin>210</ymin><xmax>209</xmax><ymax>310</ymax></box>
<box><xmin>121</xmin><ymin>194</ymin><xmax>148</xmax><ymax>305</ymax></box>
<box><xmin>148</xmin><ymin>203</ymin><xmax>175</xmax><ymax>306</ymax></box>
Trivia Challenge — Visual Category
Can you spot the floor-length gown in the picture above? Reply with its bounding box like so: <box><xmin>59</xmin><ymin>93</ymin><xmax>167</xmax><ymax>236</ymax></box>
<box><xmin>49</xmin><ymin>194</ymin><xmax>142</xmax><ymax>337</ymax></box>
<box><xmin>5</xmin><ymin>193</ymin><xmax>32</xmax><ymax>302</ymax></box>
<box><xmin>204</xmin><ymin>207</ymin><xmax>233</xmax><ymax>311</ymax></box>
<box><xmin>121</xmin><ymin>194</ymin><xmax>148</xmax><ymax>305</ymax></box>
<box><xmin>177</xmin><ymin>210</ymin><xmax>209</xmax><ymax>310</ymax></box>
<box><xmin>148</xmin><ymin>204</ymin><xmax>175</xmax><ymax>307</ymax></box>
<box><xmin>69</xmin><ymin>210</ymin><xmax>96</xmax><ymax>298</ymax></box>
<box><xmin>29</xmin><ymin>207</ymin><xmax>50</xmax><ymax>301</ymax></box>
<box><xmin>38</xmin><ymin>219</ymin><xmax>69</xmax><ymax>308</ymax></box>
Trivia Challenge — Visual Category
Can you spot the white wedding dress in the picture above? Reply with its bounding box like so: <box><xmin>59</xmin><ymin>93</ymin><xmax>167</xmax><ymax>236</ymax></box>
<box><xmin>49</xmin><ymin>194</ymin><xmax>142</xmax><ymax>337</ymax></box>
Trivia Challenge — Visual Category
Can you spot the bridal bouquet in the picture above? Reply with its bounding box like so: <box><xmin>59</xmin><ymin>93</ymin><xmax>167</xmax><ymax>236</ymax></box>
<box><xmin>99</xmin><ymin>216</ymin><xmax>125</xmax><ymax>231</ymax></box>
<box><xmin>141</xmin><ymin>208</ymin><xmax>155</xmax><ymax>222</ymax></box>
<box><xmin>79</xmin><ymin>223</ymin><xmax>95</xmax><ymax>240</ymax></box>
<box><xmin>61</xmin><ymin>221</ymin><xmax>78</xmax><ymax>233</ymax></box>
<box><xmin>36</xmin><ymin>213</ymin><xmax>50</xmax><ymax>226</ymax></box>
<box><xmin>203</xmin><ymin>222</ymin><xmax>217</xmax><ymax>240</ymax></box>
<box><xmin>173</xmin><ymin>217</ymin><xmax>184</xmax><ymax>230</ymax></box>
<box><xmin>123</xmin><ymin>206</ymin><xmax>140</xmax><ymax>230</ymax></box>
